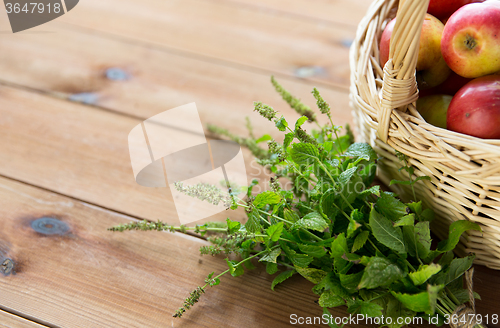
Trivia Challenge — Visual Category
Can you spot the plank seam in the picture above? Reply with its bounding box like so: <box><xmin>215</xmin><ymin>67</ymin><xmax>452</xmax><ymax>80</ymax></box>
<box><xmin>0</xmin><ymin>307</ymin><xmax>58</xmax><ymax>328</ymax></box>
<box><xmin>55</xmin><ymin>21</ymin><xmax>349</xmax><ymax>93</ymax></box>
<box><xmin>203</xmin><ymin>0</ymin><xmax>360</xmax><ymax>30</ymax></box>
<box><xmin>0</xmin><ymin>174</ymin><xmax>207</xmax><ymax>242</ymax></box>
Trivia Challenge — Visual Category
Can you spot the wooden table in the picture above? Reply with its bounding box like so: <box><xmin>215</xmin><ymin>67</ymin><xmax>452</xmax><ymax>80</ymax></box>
<box><xmin>0</xmin><ymin>1</ymin><xmax>498</xmax><ymax>327</ymax></box>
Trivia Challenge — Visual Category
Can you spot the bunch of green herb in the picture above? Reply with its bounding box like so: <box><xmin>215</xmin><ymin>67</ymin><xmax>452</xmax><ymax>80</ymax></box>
<box><xmin>110</xmin><ymin>78</ymin><xmax>483</xmax><ymax>328</ymax></box>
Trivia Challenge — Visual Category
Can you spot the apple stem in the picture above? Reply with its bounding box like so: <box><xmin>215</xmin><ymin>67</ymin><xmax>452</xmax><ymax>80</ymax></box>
<box><xmin>464</xmin><ymin>34</ymin><xmax>477</xmax><ymax>50</ymax></box>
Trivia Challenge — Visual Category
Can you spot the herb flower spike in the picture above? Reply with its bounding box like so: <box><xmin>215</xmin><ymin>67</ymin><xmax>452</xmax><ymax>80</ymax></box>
<box><xmin>267</xmin><ymin>139</ymin><xmax>285</xmax><ymax>162</ymax></box>
<box><xmin>312</xmin><ymin>87</ymin><xmax>330</xmax><ymax>116</ymax></box>
<box><xmin>254</xmin><ymin>102</ymin><xmax>277</xmax><ymax>121</ymax></box>
<box><xmin>271</xmin><ymin>76</ymin><xmax>316</xmax><ymax>122</ymax></box>
<box><xmin>174</xmin><ymin>182</ymin><xmax>231</xmax><ymax>207</ymax></box>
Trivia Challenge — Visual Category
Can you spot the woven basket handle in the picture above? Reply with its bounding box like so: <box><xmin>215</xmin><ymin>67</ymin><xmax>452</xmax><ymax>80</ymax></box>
<box><xmin>378</xmin><ymin>0</ymin><xmax>430</xmax><ymax>142</ymax></box>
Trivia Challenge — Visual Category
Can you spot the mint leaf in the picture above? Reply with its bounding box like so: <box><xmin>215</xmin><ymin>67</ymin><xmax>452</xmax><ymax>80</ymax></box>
<box><xmin>409</xmin><ymin>264</ymin><xmax>442</xmax><ymax>285</ymax></box>
<box><xmin>245</xmin><ymin>209</ymin><xmax>262</xmax><ymax>233</ymax></box>
<box><xmin>392</xmin><ymin>285</ymin><xmax>443</xmax><ymax>314</ymax></box>
<box><xmin>320</xmin><ymin>189</ymin><xmax>340</xmax><ymax>221</ymax></box>
<box><xmin>295</xmin><ymin>116</ymin><xmax>308</xmax><ymax>129</ymax></box>
<box><xmin>369</xmin><ymin>207</ymin><xmax>406</xmax><ymax>254</ymax></box>
<box><xmin>283</xmin><ymin>132</ymin><xmax>294</xmax><ymax>152</ymax></box>
<box><xmin>319</xmin><ymin>290</ymin><xmax>345</xmax><ymax>307</ymax></box>
<box><xmin>437</xmin><ymin>221</ymin><xmax>481</xmax><ymax>252</ymax></box>
<box><xmin>385</xmin><ymin>297</ymin><xmax>416</xmax><ymax>328</ymax></box>
<box><xmin>266</xmin><ymin>222</ymin><xmax>284</xmax><ymax>242</ymax></box>
<box><xmin>313</xmin><ymin>272</ymin><xmax>351</xmax><ymax>300</ymax></box>
<box><xmin>339</xmin><ymin>271</ymin><xmax>363</xmax><ymax>293</ymax></box>
<box><xmin>254</xmin><ymin>191</ymin><xmax>281</xmax><ymax>208</ymax></box>
<box><xmin>255</xmin><ymin>134</ymin><xmax>272</xmax><ymax>144</ymax></box>
<box><xmin>407</xmin><ymin>201</ymin><xmax>423</xmax><ymax>215</ymax></box>
<box><xmin>359</xmin><ymin>185</ymin><xmax>381</xmax><ymax>198</ymax></box>
<box><xmin>358</xmin><ymin>257</ymin><xmax>404</xmax><ymax>289</ymax></box>
<box><xmin>402</xmin><ymin>224</ymin><xmax>431</xmax><ymax>260</ymax></box>
<box><xmin>344</xmin><ymin>143</ymin><xmax>377</xmax><ymax>162</ymax></box>
<box><xmin>225</xmin><ymin>259</ymin><xmax>245</xmax><ymax>277</ymax></box>
<box><xmin>331</xmin><ymin>233</ymin><xmax>348</xmax><ymax>259</ymax></box>
<box><xmin>284</xmin><ymin>209</ymin><xmax>300</xmax><ymax>223</ymax></box>
<box><xmin>266</xmin><ymin>262</ymin><xmax>278</xmax><ymax>275</ymax></box>
<box><xmin>375</xmin><ymin>192</ymin><xmax>409</xmax><ymax>221</ymax></box>
<box><xmin>415</xmin><ymin>221</ymin><xmax>432</xmax><ymax>255</ymax></box>
<box><xmin>292</xmin><ymin>212</ymin><xmax>329</xmax><ymax>232</ymax></box>
<box><xmin>348</xmin><ymin>209</ymin><xmax>363</xmax><ymax>237</ymax></box>
<box><xmin>352</xmin><ymin>231</ymin><xmax>369</xmax><ymax>252</ymax></box>
<box><xmin>226</xmin><ymin>218</ymin><xmax>241</xmax><ymax>234</ymax></box>
<box><xmin>394</xmin><ymin>214</ymin><xmax>415</xmax><ymax>227</ymax></box>
<box><xmin>281</xmin><ymin>243</ymin><xmax>313</xmax><ymax>267</ymax></box>
<box><xmin>295</xmin><ymin>267</ymin><xmax>328</xmax><ymax>284</ymax></box>
<box><xmin>290</xmin><ymin>143</ymin><xmax>319</xmax><ymax>165</ymax></box>
<box><xmin>259</xmin><ymin>247</ymin><xmax>281</xmax><ymax>263</ymax></box>
<box><xmin>298</xmin><ymin>244</ymin><xmax>327</xmax><ymax>258</ymax></box>
<box><xmin>348</xmin><ymin>300</ymin><xmax>383</xmax><ymax>317</ymax></box>
<box><xmin>271</xmin><ymin>270</ymin><xmax>295</xmax><ymax>290</ymax></box>
<box><xmin>444</xmin><ymin>254</ymin><xmax>475</xmax><ymax>285</ymax></box>
<box><xmin>420</xmin><ymin>208</ymin><xmax>435</xmax><ymax>222</ymax></box>
<box><xmin>275</xmin><ymin>116</ymin><xmax>288</xmax><ymax>132</ymax></box>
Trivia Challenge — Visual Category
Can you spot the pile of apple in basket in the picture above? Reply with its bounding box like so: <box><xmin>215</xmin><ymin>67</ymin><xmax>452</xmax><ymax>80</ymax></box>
<box><xmin>380</xmin><ymin>0</ymin><xmax>500</xmax><ymax>139</ymax></box>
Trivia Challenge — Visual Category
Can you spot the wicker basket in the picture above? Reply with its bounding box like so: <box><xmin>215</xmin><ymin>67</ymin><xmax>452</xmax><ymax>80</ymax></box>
<box><xmin>349</xmin><ymin>0</ymin><xmax>500</xmax><ymax>269</ymax></box>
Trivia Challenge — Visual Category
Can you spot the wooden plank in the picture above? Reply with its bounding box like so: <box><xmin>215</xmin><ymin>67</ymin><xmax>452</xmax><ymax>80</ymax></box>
<box><xmin>0</xmin><ymin>24</ymin><xmax>354</xmax><ymax>139</ymax></box>
<box><xmin>0</xmin><ymin>177</ymin><xmax>342</xmax><ymax>328</ymax></box>
<box><xmin>55</xmin><ymin>0</ymin><xmax>355</xmax><ymax>88</ymax></box>
<box><xmin>0</xmin><ymin>310</ymin><xmax>48</xmax><ymax>328</ymax></box>
<box><xmin>212</xmin><ymin>0</ymin><xmax>374</xmax><ymax>28</ymax></box>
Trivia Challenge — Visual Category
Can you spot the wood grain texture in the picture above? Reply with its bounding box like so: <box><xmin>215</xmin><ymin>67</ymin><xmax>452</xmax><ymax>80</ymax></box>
<box><xmin>56</xmin><ymin>0</ymin><xmax>356</xmax><ymax>88</ymax></box>
<box><xmin>0</xmin><ymin>310</ymin><xmax>48</xmax><ymax>328</ymax></box>
<box><xmin>0</xmin><ymin>177</ymin><xmax>348</xmax><ymax>328</ymax></box>
<box><xmin>0</xmin><ymin>24</ymin><xmax>354</xmax><ymax>139</ymax></box>
<box><xmin>212</xmin><ymin>0</ymin><xmax>374</xmax><ymax>28</ymax></box>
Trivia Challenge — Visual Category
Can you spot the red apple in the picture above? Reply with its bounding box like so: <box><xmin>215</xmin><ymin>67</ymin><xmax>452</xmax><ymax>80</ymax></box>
<box><xmin>441</xmin><ymin>3</ymin><xmax>500</xmax><ymax>78</ymax></box>
<box><xmin>447</xmin><ymin>75</ymin><xmax>500</xmax><ymax>139</ymax></box>
<box><xmin>380</xmin><ymin>14</ymin><xmax>451</xmax><ymax>89</ymax></box>
<box><xmin>417</xmin><ymin>94</ymin><xmax>452</xmax><ymax>128</ymax></box>
<box><xmin>427</xmin><ymin>0</ymin><xmax>484</xmax><ymax>20</ymax></box>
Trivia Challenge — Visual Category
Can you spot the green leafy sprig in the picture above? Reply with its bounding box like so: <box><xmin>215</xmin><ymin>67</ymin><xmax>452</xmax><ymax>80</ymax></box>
<box><xmin>110</xmin><ymin>78</ymin><xmax>483</xmax><ymax>327</ymax></box>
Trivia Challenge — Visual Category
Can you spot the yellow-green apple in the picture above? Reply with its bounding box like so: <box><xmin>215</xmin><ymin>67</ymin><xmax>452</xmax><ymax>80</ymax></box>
<box><xmin>447</xmin><ymin>75</ymin><xmax>500</xmax><ymax>138</ymax></box>
<box><xmin>427</xmin><ymin>0</ymin><xmax>484</xmax><ymax>20</ymax></box>
<box><xmin>441</xmin><ymin>3</ymin><xmax>500</xmax><ymax>78</ymax></box>
<box><xmin>417</xmin><ymin>94</ymin><xmax>452</xmax><ymax>128</ymax></box>
<box><xmin>380</xmin><ymin>14</ymin><xmax>451</xmax><ymax>90</ymax></box>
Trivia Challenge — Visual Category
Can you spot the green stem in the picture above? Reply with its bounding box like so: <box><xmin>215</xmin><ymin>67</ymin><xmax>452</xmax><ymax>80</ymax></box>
<box><xmin>439</xmin><ymin>296</ymin><xmax>454</xmax><ymax>314</ymax></box>
<box><xmin>368</xmin><ymin>238</ymin><xmax>383</xmax><ymax>255</ymax></box>
<box><xmin>287</xmin><ymin>160</ymin><xmax>318</xmax><ymax>184</ymax></box>
<box><xmin>239</xmin><ymin>202</ymin><xmax>322</xmax><ymax>242</ymax></box>
<box><xmin>202</xmin><ymin>246</ymin><xmax>277</xmax><ymax>289</ymax></box>
<box><xmin>445</xmin><ymin>287</ymin><xmax>461</xmax><ymax>306</ymax></box>
<box><xmin>277</xmin><ymin>260</ymin><xmax>295</xmax><ymax>269</ymax></box>
<box><xmin>254</xmin><ymin>234</ymin><xmax>295</xmax><ymax>244</ymax></box>
<box><xmin>403</xmin><ymin>259</ymin><xmax>416</xmax><ymax>272</ymax></box>
<box><xmin>317</xmin><ymin>160</ymin><xmax>355</xmax><ymax>212</ymax></box>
